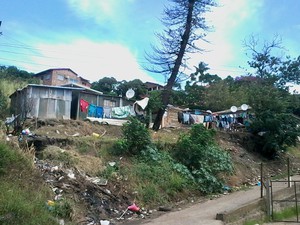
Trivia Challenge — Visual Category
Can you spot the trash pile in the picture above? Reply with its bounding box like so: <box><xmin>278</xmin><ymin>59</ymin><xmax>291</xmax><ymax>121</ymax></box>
<box><xmin>35</xmin><ymin>159</ymin><xmax>149</xmax><ymax>225</ymax></box>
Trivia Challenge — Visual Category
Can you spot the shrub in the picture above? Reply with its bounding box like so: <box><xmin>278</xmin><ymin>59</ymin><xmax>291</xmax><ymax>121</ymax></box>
<box><xmin>110</xmin><ymin>117</ymin><xmax>151</xmax><ymax>156</ymax></box>
<box><xmin>173</xmin><ymin>124</ymin><xmax>233</xmax><ymax>194</ymax></box>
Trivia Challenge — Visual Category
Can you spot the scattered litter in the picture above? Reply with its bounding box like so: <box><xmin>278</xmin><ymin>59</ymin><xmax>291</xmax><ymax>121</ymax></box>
<box><xmin>21</xmin><ymin>128</ymin><xmax>30</xmax><ymax>135</ymax></box>
<box><xmin>67</xmin><ymin>170</ymin><xmax>76</xmax><ymax>179</ymax></box>
<box><xmin>128</xmin><ymin>203</ymin><xmax>140</xmax><ymax>212</ymax></box>
<box><xmin>108</xmin><ymin>162</ymin><xmax>116</xmax><ymax>167</ymax></box>
<box><xmin>47</xmin><ymin>200</ymin><xmax>55</xmax><ymax>206</ymax></box>
<box><xmin>100</xmin><ymin>220</ymin><xmax>110</xmax><ymax>225</ymax></box>
<box><xmin>92</xmin><ymin>132</ymin><xmax>100</xmax><ymax>137</ymax></box>
<box><xmin>64</xmin><ymin>131</ymin><xmax>80</xmax><ymax>137</ymax></box>
<box><xmin>86</xmin><ymin>176</ymin><xmax>108</xmax><ymax>186</ymax></box>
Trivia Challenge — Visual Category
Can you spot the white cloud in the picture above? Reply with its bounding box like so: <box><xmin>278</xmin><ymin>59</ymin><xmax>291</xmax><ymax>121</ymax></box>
<box><xmin>188</xmin><ymin>0</ymin><xmax>264</xmax><ymax>78</ymax></box>
<box><xmin>66</xmin><ymin>0</ymin><xmax>134</xmax><ymax>24</ymax></box>
<box><xmin>24</xmin><ymin>39</ymin><xmax>157</xmax><ymax>83</ymax></box>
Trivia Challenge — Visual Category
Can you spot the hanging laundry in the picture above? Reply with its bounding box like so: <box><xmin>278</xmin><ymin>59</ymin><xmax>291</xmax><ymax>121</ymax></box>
<box><xmin>190</xmin><ymin>114</ymin><xmax>204</xmax><ymax>124</ymax></box>
<box><xmin>88</xmin><ymin>104</ymin><xmax>97</xmax><ymax>117</ymax></box>
<box><xmin>80</xmin><ymin>99</ymin><xmax>89</xmax><ymax>113</ymax></box>
<box><xmin>111</xmin><ymin>105</ymin><xmax>132</xmax><ymax>119</ymax></box>
<box><xmin>103</xmin><ymin>107</ymin><xmax>112</xmax><ymax>118</ymax></box>
<box><xmin>183</xmin><ymin>113</ymin><xmax>190</xmax><ymax>124</ymax></box>
<box><xmin>134</xmin><ymin>97</ymin><xmax>149</xmax><ymax>110</ymax></box>
<box><xmin>96</xmin><ymin>106</ymin><xmax>104</xmax><ymax>118</ymax></box>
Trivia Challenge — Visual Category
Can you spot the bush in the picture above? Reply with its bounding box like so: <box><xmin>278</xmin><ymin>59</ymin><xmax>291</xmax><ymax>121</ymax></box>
<box><xmin>173</xmin><ymin>124</ymin><xmax>233</xmax><ymax>194</ymax></box>
<box><xmin>110</xmin><ymin>117</ymin><xmax>151</xmax><ymax>156</ymax></box>
<box><xmin>251</xmin><ymin>111</ymin><xmax>300</xmax><ymax>158</ymax></box>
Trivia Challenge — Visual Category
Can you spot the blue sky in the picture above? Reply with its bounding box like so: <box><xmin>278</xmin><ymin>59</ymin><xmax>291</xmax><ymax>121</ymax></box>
<box><xmin>1</xmin><ymin>0</ymin><xmax>300</xmax><ymax>91</ymax></box>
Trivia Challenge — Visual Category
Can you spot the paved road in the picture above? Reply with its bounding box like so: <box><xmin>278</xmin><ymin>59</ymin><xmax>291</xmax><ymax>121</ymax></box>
<box><xmin>140</xmin><ymin>186</ymin><xmax>261</xmax><ymax>225</ymax></box>
<box><xmin>133</xmin><ymin>176</ymin><xmax>300</xmax><ymax>225</ymax></box>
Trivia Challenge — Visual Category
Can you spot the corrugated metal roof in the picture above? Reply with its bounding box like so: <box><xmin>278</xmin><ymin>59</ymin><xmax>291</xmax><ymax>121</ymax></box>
<box><xmin>60</xmin><ymin>83</ymin><xmax>104</xmax><ymax>95</ymax></box>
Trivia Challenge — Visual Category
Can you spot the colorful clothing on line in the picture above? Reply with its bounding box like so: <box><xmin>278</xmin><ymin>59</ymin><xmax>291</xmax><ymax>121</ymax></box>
<box><xmin>80</xmin><ymin>99</ymin><xmax>89</xmax><ymax>113</ymax></box>
<box><xmin>88</xmin><ymin>104</ymin><xmax>97</xmax><ymax>117</ymax></box>
<box><xmin>96</xmin><ymin>106</ymin><xmax>104</xmax><ymax>118</ymax></box>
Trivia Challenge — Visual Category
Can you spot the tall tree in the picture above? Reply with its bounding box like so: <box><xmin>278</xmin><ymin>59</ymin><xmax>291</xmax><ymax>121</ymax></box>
<box><xmin>91</xmin><ymin>77</ymin><xmax>118</xmax><ymax>95</ymax></box>
<box><xmin>146</xmin><ymin>0</ymin><xmax>216</xmax><ymax>130</ymax></box>
<box><xmin>244</xmin><ymin>35</ymin><xmax>300</xmax><ymax>90</ymax></box>
<box><xmin>191</xmin><ymin>62</ymin><xmax>221</xmax><ymax>86</ymax></box>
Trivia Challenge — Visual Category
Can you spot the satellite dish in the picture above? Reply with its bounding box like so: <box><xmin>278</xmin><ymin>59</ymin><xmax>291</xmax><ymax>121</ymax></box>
<box><xmin>125</xmin><ymin>89</ymin><xmax>135</xmax><ymax>99</ymax></box>
<box><xmin>230</xmin><ymin>106</ymin><xmax>237</xmax><ymax>113</ymax></box>
<box><xmin>241</xmin><ymin>104</ymin><xmax>248</xmax><ymax>111</ymax></box>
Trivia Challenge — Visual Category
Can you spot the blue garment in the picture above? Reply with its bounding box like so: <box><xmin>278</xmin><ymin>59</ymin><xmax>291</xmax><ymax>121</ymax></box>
<box><xmin>88</xmin><ymin>104</ymin><xmax>97</xmax><ymax>117</ymax></box>
<box><xmin>96</xmin><ymin>106</ymin><xmax>103</xmax><ymax>118</ymax></box>
<box><xmin>204</xmin><ymin>115</ymin><xmax>212</xmax><ymax>122</ymax></box>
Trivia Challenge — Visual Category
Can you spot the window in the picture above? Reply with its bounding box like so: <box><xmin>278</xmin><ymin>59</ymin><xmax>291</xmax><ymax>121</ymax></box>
<box><xmin>43</xmin><ymin>74</ymin><xmax>51</xmax><ymax>80</ymax></box>
<box><xmin>57</xmin><ymin>75</ymin><xmax>64</xmax><ymax>81</ymax></box>
<box><xmin>70</xmin><ymin>78</ymin><xmax>78</xmax><ymax>83</ymax></box>
<box><xmin>104</xmin><ymin>100</ymin><xmax>116</xmax><ymax>107</ymax></box>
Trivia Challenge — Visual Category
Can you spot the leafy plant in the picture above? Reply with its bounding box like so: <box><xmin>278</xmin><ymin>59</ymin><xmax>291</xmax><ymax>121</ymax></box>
<box><xmin>173</xmin><ymin>124</ymin><xmax>233</xmax><ymax>194</ymax></box>
<box><xmin>110</xmin><ymin>117</ymin><xmax>151</xmax><ymax>156</ymax></box>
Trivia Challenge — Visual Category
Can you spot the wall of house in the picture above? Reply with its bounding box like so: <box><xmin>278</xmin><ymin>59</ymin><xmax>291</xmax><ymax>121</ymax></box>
<box><xmin>12</xmin><ymin>86</ymin><xmax>73</xmax><ymax>120</ymax></box>
<box><xmin>51</xmin><ymin>70</ymin><xmax>80</xmax><ymax>86</ymax></box>
<box><xmin>36</xmin><ymin>69</ymin><xmax>91</xmax><ymax>87</ymax></box>
<box><xmin>162</xmin><ymin>107</ymin><xmax>183</xmax><ymax>128</ymax></box>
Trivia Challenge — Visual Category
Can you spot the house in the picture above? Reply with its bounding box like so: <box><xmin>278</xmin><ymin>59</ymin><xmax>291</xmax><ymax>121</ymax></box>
<box><xmin>10</xmin><ymin>83</ymin><xmax>133</xmax><ymax>121</ymax></box>
<box><xmin>145</xmin><ymin>82</ymin><xmax>165</xmax><ymax>92</ymax></box>
<box><xmin>34</xmin><ymin>68</ymin><xmax>92</xmax><ymax>88</ymax></box>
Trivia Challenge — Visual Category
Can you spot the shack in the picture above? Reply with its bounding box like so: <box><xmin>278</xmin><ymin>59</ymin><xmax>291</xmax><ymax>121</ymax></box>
<box><xmin>9</xmin><ymin>84</ymin><xmax>132</xmax><ymax>121</ymax></box>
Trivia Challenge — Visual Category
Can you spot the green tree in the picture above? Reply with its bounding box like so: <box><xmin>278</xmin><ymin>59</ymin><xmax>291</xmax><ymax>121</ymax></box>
<box><xmin>145</xmin><ymin>0</ymin><xmax>216</xmax><ymax>130</ymax></box>
<box><xmin>191</xmin><ymin>62</ymin><xmax>222</xmax><ymax>86</ymax></box>
<box><xmin>116</xmin><ymin>79</ymin><xmax>147</xmax><ymax>100</ymax></box>
<box><xmin>244</xmin><ymin>35</ymin><xmax>300</xmax><ymax>89</ymax></box>
<box><xmin>0</xmin><ymin>66</ymin><xmax>39</xmax><ymax>84</ymax></box>
<box><xmin>91</xmin><ymin>77</ymin><xmax>118</xmax><ymax>95</ymax></box>
<box><xmin>247</xmin><ymin>77</ymin><xmax>300</xmax><ymax>158</ymax></box>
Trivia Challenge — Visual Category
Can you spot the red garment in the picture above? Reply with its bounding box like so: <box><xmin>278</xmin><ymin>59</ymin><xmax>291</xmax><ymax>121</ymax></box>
<box><xmin>80</xmin><ymin>99</ymin><xmax>89</xmax><ymax>113</ymax></box>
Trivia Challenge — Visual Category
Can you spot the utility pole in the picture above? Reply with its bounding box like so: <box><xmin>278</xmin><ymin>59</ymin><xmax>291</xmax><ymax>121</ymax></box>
<box><xmin>0</xmin><ymin>21</ymin><xmax>2</xmax><ymax>35</ymax></box>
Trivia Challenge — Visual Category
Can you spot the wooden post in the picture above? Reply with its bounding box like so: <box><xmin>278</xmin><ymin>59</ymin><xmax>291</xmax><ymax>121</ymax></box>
<box><xmin>288</xmin><ymin>158</ymin><xmax>291</xmax><ymax>188</ymax></box>
<box><xmin>266</xmin><ymin>179</ymin><xmax>271</xmax><ymax>220</ymax></box>
<box><xmin>261</xmin><ymin>162</ymin><xmax>263</xmax><ymax>198</ymax></box>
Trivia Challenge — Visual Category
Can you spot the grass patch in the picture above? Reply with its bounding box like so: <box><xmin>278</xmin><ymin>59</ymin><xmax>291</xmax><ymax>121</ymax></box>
<box><xmin>273</xmin><ymin>206</ymin><xmax>299</xmax><ymax>221</ymax></box>
<box><xmin>0</xmin><ymin>181</ymin><xmax>58</xmax><ymax>225</ymax></box>
<box><xmin>97</xmin><ymin>152</ymin><xmax>197</xmax><ymax>208</ymax></box>
<box><xmin>0</xmin><ymin>141</ymin><xmax>63</xmax><ymax>225</ymax></box>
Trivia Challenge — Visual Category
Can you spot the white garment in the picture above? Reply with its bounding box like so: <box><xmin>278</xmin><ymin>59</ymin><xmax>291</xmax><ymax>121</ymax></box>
<box><xmin>135</xmin><ymin>97</ymin><xmax>149</xmax><ymax>110</ymax></box>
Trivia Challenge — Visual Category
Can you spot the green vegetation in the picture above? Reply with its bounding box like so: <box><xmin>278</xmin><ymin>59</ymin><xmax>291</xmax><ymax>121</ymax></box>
<box><xmin>107</xmin><ymin>118</ymin><xmax>233</xmax><ymax>206</ymax></box>
<box><xmin>110</xmin><ymin>117</ymin><xmax>151</xmax><ymax>156</ymax></box>
<box><xmin>0</xmin><ymin>141</ymin><xmax>63</xmax><ymax>225</ymax></box>
<box><xmin>173</xmin><ymin>124</ymin><xmax>233</xmax><ymax>193</ymax></box>
<box><xmin>273</xmin><ymin>206</ymin><xmax>300</xmax><ymax>221</ymax></box>
<box><xmin>0</xmin><ymin>66</ymin><xmax>39</xmax><ymax>119</ymax></box>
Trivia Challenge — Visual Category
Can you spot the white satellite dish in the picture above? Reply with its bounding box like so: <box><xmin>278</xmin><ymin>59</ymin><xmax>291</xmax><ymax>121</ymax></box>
<box><xmin>241</xmin><ymin>104</ymin><xmax>248</xmax><ymax>111</ymax></box>
<box><xmin>125</xmin><ymin>89</ymin><xmax>135</xmax><ymax>99</ymax></box>
<box><xmin>230</xmin><ymin>106</ymin><xmax>237</xmax><ymax>113</ymax></box>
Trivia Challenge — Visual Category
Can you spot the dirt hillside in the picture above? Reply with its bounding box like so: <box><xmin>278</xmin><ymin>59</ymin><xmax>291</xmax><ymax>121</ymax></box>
<box><xmin>12</xmin><ymin>118</ymin><xmax>300</xmax><ymax>224</ymax></box>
